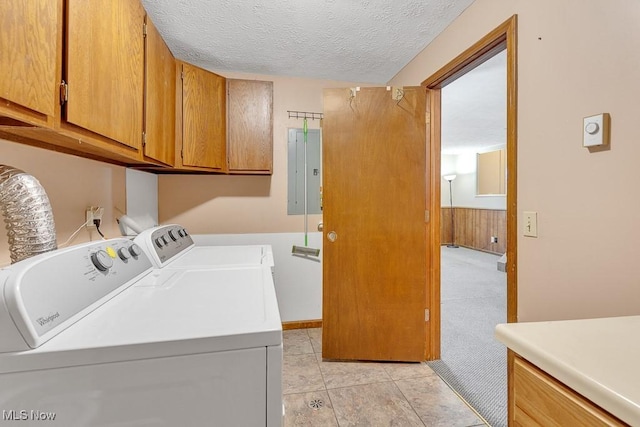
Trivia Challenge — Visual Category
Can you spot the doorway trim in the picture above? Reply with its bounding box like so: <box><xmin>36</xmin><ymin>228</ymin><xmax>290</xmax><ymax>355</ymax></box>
<box><xmin>422</xmin><ymin>15</ymin><xmax>518</xmax><ymax>360</ymax></box>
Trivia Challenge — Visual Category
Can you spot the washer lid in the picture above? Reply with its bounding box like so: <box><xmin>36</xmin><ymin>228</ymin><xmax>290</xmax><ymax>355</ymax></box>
<box><xmin>0</xmin><ymin>266</ymin><xmax>282</xmax><ymax>374</ymax></box>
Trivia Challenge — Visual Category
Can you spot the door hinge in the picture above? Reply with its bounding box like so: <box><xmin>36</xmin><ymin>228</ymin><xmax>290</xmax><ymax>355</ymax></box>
<box><xmin>181</xmin><ymin>71</ymin><xmax>185</xmax><ymax>80</ymax></box>
<box><xmin>425</xmin><ymin>210</ymin><xmax>430</xmax><ymax>223</ymax></box>
<box><xmin>425</xmin><ymin>309</ymin><xmax>430</xmax><ymax>322</ymax></box>
<box><xmin>180</xmin><ymin>149</ymin><xmax>184</xmax><ymax>159</ymax></box>
<box><xmin>143</xmin><ymin>22</ymin><xmax>147</xmax><ymax>37</ymax></box>
<box><xmin>59</xmin><ymin>80</ymin><xmax>68</xmax><ymax>105</ymax></box>
<box><xmin>142</xmin><ymin>132</ymin><xmax>146</xmax><ymax>148</ymax></box>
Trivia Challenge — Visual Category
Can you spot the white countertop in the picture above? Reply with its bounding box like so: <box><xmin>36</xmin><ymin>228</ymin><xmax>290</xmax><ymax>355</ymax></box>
<box><xmin>495</xmin><ymin>315</ymin><xmax>640</xmax><ymax>425</ymax></box>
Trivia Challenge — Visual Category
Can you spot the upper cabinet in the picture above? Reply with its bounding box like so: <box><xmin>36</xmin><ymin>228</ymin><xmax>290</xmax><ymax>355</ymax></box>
<box><xmin>227</xmin><ymin>79</ymin><xmax>273</xmax><ymax>174</ymax></box>
<box><xmin>65</xmin><ymin>0</ymin><xmax>145</xmax><ymax>152</ymax></box>
<box><xmin>144</xmin><ymin>17</ymin><xmax>176</xmax><ymax>166</ymax></box>
<box><xmin>0</xmin><ymin>2</ymin><xmax>273</xmax><ymax>174</ymax></box>
<box><xmin>0</xmin><ymin>0</ymin><xmax>62</xmax><ymax>125</ymax></box>
<box><xmin>180</xmin><ymin>62</ymin><xmax>226</xmax><ymax>171</ymax></box>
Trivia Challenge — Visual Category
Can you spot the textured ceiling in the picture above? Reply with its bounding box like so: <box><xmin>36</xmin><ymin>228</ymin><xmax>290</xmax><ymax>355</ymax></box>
<box><xmin>441</xmin><ymin>50</ymin><xmax>507</xmax><ymax>154</ymax></box>
<box><xmin>141</xmin><ymin>0</ymin><xmax>475</xmax><ymax>83</ymax></box>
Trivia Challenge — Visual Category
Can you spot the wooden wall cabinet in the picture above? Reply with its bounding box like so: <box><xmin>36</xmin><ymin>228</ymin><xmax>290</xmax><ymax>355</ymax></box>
<box><xmin>178</xmin><ymin>62</ymin><xmax>226</xmax><ymax>171</ymax></box>
<box><xmin>513</xmin><ymin>356</ymin><xmax>627</xmax><ymax>426</ymax></box>
<box><xmin>0</xmin><ymin>2</ymin><xmax>271</xmax><ymax>174</ymax></box>
<box><xmin>144</xmin><ymin>17</ymin><xmax>176</xmax><ymax>167</ymax></box>
<box><xmin>0</xmin><ymin>0</ymin><xmax>156</xmax><ymax>166</ymax></box>
<box><xmin>227</xmin><ymin>79</ymin><xmax>273</xmax><ymax>174</ymax></box>
<box><xmin>64</xmin><ymin>0</ymin><xmax>145</xmax><ymax>155</ymax></box>
<box><xmin>0</xmin><ymin>0</ymin><xmax>62</xmax><ymax>126</ymax></box>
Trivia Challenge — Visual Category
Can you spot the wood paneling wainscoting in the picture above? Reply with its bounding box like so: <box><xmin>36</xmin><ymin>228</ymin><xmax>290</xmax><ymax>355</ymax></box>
<box><xmin>441</xmin><ymin>207</ymin><xmax>506</xmax><ymax>254</ymax></box>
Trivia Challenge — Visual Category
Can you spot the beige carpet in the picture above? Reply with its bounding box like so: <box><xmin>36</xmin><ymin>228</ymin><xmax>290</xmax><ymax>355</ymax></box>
<box><xmin>427</xmin><ymin>246</ymin><xmax>507</xmax><ymax>427</ymax></box>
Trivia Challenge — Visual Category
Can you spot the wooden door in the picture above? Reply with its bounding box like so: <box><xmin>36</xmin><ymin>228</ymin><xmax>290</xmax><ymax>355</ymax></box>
<box><xmin>0</xmin><ymin>0</ymin><xmax>61</xmax><ymax>118</ymax></box>
<box><xmin>227</xmin><ymin>79</ymin><xmax>273</xmax><ymax>174</ymax></box>
<box><xmin>322</xmin><ymin>87</ymin><xmax>428</xmax><ymax>362</ymax></box>
<box><xmin>181</xmin><ymin>63</ymin><xmax>226</xmax><ymax>170</ymax></box>
<box><xmin>66</xmin><ymin>0</ymin><xmax>145</xmax><ymax>149</ymax></box>
<box><xmin>144</xmin><ymin>17</ymin><xmax>176</xmax><ymax>166</ymax></box>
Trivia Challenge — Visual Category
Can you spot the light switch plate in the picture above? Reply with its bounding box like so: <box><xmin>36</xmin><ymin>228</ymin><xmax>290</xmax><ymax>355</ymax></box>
<box><xmin>583</xmin><ymin>113</ymin><xmax>610</xmax><ymax>148</ymax></box>
<box><xmin>523</xmin><ymin>211</ymin><xmax>537</xmax><ymax>237</ymax></box>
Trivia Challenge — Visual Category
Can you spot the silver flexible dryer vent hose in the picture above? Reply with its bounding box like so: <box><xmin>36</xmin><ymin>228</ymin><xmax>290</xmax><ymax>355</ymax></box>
<box><xmin>0</xmin><ymin>165</ymin><xmax>57</xmax><ymax>263</ymax></box>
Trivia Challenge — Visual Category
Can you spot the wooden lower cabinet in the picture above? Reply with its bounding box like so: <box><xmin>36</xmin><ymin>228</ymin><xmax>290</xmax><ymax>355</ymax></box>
<box><xmin>513</xmin><ymin>356</ymin><xmax>627</xmax><ymax>426</ymax></box>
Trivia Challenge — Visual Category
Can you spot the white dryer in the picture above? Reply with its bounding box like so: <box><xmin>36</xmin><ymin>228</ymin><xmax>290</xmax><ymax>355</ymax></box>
<box><xmin>0</xmin><ymin>237</ymin><xmax>283</xmax><ymax>426</ymax></box>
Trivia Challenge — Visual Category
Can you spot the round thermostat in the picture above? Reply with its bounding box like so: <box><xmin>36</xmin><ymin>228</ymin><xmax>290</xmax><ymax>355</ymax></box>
<box><xmin>585</xmin><ymin>122</ymin><xmax>599</xmax><ymax>135</ymax></box>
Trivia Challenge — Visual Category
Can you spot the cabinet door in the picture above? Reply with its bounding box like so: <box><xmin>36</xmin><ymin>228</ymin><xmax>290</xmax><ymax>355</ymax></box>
<box><xmin>66</xmin><ymin>0</ymin><xmax>145</xmax><ymax>150</ymax></box>
<box><xmin>0</xmin><ymin>0</ymin><xmax>61</xmax><ymax>118</ymax></box>
<box><xmin>144</xmin><ymin>17</ymin><xmax>175</xmax><ymax>166</ymax></box>
<box><xmin>513</xmin><ymin>357</ymin><xmax>626</xmax><ymax>426</ymax></box>
<box><xmin>181</xmin><ymin>63</ymin><xmax>226</xmax><ymax>170</ymax></box>
<box><xmin>227</xmin><ymin>79</ymin><xmax>273</xmax><ymax>173</ymax></box>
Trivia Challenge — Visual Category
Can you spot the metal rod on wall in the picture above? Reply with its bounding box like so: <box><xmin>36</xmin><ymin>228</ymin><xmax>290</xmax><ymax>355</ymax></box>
<box><xmin>287</xmin><ymin>111</ymin><xmax>323</xmax><ymax>121</ymax></box>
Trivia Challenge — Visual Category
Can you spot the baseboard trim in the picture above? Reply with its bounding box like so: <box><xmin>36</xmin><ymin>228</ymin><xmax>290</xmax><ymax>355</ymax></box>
<box><xmin>441</xmin><ymin>244</ymin><xmax>502</xmax><ymax>256</ymax></box>
<box><xmin>282</xmin><ymin>319</ymin><xmax>323</xmax><ymax>330</ymax></box>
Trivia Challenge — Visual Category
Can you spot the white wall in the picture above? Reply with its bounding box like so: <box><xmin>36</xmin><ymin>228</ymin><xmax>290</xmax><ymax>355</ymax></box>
<box><xmin>391</xmin><ymin>0</ymin><xmax>640</xmax><ymax>322</ymax></box>
<box><xmin>0</xmin><ymin>139</ymin><xmax>125</xmax><ymax>267</ymax></box>
<box><xmin>441</xmin><ymin>153</ymin><xmax>506</xmax><ymax>210</ymax></box>
<box><xmin>124</xmin><ymin>169</ymin><xmax>158</xmax><ymax>233</ymax></box>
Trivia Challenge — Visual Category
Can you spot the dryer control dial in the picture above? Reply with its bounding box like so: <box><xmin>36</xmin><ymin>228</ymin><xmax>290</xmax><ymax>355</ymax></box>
<box><xmin>168</xmin><ymin>230</ymin><xmax>178</xmax><ymax>241</ymax></box>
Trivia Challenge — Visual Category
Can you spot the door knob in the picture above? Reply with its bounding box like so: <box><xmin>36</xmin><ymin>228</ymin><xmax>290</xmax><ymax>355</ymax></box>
<box><xmin>317</xmin><ymin>222</ymin><xmax>324</xmax><ymax>232</ymax></box>
<box><xmin>327</xmin><ymin>231</ymin><xmax>337</xmax><ymax>242</ymax></box>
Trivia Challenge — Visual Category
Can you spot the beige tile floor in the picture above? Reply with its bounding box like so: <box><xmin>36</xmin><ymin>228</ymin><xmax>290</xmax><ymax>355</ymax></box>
<box><xmin>283</xmin><ymin>328</ymin><xmax>488</xmax><ymax>427</ymax></box>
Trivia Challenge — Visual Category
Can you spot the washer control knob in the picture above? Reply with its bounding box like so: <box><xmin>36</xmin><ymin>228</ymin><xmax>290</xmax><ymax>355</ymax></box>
<box><xmin>178</xmin><ymin>229</ymin><xmax>186</xmax><ymax>237</ymax></box>
<box><xmin>91</xmin><ymin>250</ymin><xmax>113</xmax><ymax>271</ymax></box>
<box><xmin>155</xmin><ymin>237</ymin><xmax>165</xmax><ymax>248</ymax></box>
<box><xmin>117</xmin><ymin>247</ymin><xmax>131</xmax><ymax>260</ymax></box>
<box><xmin>128</xmin><ymin>243</ymin><xmax>142</xmax><ymax>257</ymax></box>
<box><xmin>168</xmin><ymin>230</ymin><xmax>178</xmax><ymax>241</ymax></box>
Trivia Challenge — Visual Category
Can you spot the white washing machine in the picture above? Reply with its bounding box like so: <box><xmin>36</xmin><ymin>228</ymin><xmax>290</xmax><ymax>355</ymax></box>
<box><xmin>0</xmin><ymin>237</ymin><xmax>282</xmax><ymax>426</ymax></box>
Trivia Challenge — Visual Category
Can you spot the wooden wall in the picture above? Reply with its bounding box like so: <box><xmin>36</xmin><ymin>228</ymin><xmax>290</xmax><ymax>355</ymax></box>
<box><xmin>441</xmin><ymin>207</ymin><xmax>506</xmax><ymax>254</ymax></box>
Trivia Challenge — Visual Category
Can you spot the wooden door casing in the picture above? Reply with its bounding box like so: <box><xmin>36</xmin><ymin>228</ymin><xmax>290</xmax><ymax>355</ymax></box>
<box><xmin>322</xmin><ymin>86</ymin><xmax>428</xmax><ymax>362</ymax></box>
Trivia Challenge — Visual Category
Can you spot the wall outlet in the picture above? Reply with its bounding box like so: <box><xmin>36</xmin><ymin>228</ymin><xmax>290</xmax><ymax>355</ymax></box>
<box><xmin>491</xmin><ymin>236</ymin><xmax>498</xmax><ymax>243</ymax></box>
<box><xmin>86</xmin><ymin>206</ymin><xmax>104</xmax><ymax>228</ymax></box>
